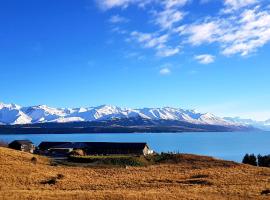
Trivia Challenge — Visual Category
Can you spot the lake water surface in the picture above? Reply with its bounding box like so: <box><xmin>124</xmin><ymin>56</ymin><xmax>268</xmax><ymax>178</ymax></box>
<box><xmin>0</xmin><ymin>131</ymin><xmax>269</xmax><ymax>162</ymax></box>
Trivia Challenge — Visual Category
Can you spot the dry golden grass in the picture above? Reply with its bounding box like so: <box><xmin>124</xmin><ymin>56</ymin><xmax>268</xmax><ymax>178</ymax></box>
<box><xmin>0</xmin><ymin>147</ymin><xmax>270</xmax><ymax>200</ymax></box>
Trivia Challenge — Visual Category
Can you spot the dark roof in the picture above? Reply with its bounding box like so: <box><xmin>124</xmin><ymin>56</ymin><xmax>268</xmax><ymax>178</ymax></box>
<box><xmin>38</xmin><ymin>141</ymin><xmax>148</xmax><ymax>151</ymax></box>
<box><xmin>52</xmin><ymin>142</ymin><xmax>89</xmax><ymax>149</ymax></box>
<box><xmin>84</xmin><ymin>142</ymin><xmax>148</xmax><ymax>150</ymax></box>
<box><xmin>9</xmin><ymin>140</ymin><xmax>33</xmax><ymax>145</ymax></box>
<box><xmin>54</xmin><ymin>142</ymin><xmax>147</xmax><ymax>150</ymax></box>
<box><xmin>84</xmin><ymin>142</ymin><xmax>149</xmax><ymax>154</ymax></box>
<box><xmin>38</xmin><ymin>142</ymin><xmax>71</xmax><ymax>150</ymax></box>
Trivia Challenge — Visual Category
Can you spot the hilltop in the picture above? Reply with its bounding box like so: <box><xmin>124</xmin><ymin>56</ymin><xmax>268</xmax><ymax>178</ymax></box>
<box><xmin>0</xmin><ymin>147</ymin><xmax>270</xmax><ymax>199</ymax></box>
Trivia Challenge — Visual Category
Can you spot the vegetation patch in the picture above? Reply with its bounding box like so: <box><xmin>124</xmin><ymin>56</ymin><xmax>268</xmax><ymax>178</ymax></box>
<box><xmin>41</xmin><ymin>177</ymin><xmax>57</xmax><ymax>185</ymax></box>
<box><xmin>31</xmin><ymin>157</ymin><xmax>37</xmax><ymax>164</ymax></box>
<box><xmin>242</xmin><ymin>154</ymin><xmax>270</xmax><ymax>167</ymax></box>
<box><xmin>68</xmin><ymin>155</ymin><xmax>146</xmax><ymax>166</ymax></box>
<box><xmin>56</xmin><ymin>174</ymin><xmax>64</xmax><ymax>180</ymax></box>
<box><xmin>66</xmin><ymin>153</ymin><xmax>238</xmax><ymax>168</ymax></box>
<box><xmin>258</xmin><ymin>155</ymin><xmax>270</xmax><ymax>167</ymax></box>
<box><xmin>261</xmin><ymin>189</ymin><xmax>270</xmax><ymax>195</ymax></box>
<box><xmin>145</xmin><ymin>153</ymin><xmax>184</xmax><ymax>164</ymax></box>
<box><xmin>40</xmin><ymin>174</ymin><xmax>65</xmax><ymax>185</ymax></box>
<box><xmin>190</xmin><ymin>174</ymin><xmax>209</xmax><ymax>179</ymax></box>
<box><xmin>242</xmin><ymin>154</ymin><xmax>257</xmax><ymax>166</ymax></box>
<box><xmin>178</xmin><ymin>179</ymin><xmax>213</xmax><ymax>186</ymax></box>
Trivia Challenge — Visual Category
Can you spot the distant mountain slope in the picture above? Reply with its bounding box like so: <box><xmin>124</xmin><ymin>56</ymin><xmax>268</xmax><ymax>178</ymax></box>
<box><xmin>0</xmin><ymin>117</ymin><xmax>255</xmax><ymax>134</ymax></box>
<box><xmin>0</xmin><ymin>102</ymin><xmax>264</xmax><ymax>132</ymax></box>
<box><xmin>224</xmin><ymin>117</ymin><xmax>270</xmax><ymax>131</ymax></box>
<box><xmin>0</xmin><ymin>102</ymin><xmax>235</xmax><ymax>125</ymax></box>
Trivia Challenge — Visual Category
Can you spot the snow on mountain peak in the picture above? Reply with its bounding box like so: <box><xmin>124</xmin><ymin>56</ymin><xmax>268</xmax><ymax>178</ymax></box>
<box><xmin>0</xmin><ymin>102</ymin><xmax>265</xmax><ymax>127</ymax></box>
<box><xmin>0</xmin><ymin>102</ymin><xmax>21</xmax><ymax>110</ymax></box>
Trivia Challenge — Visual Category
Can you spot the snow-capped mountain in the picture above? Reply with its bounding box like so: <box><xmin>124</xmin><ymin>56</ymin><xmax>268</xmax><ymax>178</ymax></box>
<box><xmin>0</xmin><ymin>102</ymin><xmax>231</xmax><ymax>126</ymax></box>
<box><xmin>224</xmin><ymin>117</ymin><xmax>270</xmax><ymax>130</ymax></box>
<box><xmin>0</xmin><ymin>102</ymin><xmax>264</xmax><ymax>129</ymax></box>
<box><xmin>0</xmin><ymin>103</ymin><xmax>32</xmax><ymax>125</ymax></box>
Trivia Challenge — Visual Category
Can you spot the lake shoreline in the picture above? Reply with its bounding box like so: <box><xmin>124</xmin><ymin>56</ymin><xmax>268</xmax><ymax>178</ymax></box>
<box><xmin>1</xmin><ymin>132</ymin><xmax>269</xmax><ymax>162</ymax></box>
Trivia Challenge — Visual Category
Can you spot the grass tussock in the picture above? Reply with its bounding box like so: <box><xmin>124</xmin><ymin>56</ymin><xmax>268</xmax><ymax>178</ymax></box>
<box><xmin>0</xmin><ymin>147</ymin><xmax>270</xmax><ymax>200</ymax></box>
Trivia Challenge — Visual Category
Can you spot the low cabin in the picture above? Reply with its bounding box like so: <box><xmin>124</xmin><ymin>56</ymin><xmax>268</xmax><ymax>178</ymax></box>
<box><xmin>83</xmin><ymin>142</ymin><xmax>153</xmax><ymax>156</ymax></box>
<box><xmin>8</xmin><ymin>140</ymin><xmax>35</xmax><ymax>153</ymax></box>
<box><xmin>38</xmin><ymin>141</ymin><xmax>153</xmax><ymax>157</ymax></box>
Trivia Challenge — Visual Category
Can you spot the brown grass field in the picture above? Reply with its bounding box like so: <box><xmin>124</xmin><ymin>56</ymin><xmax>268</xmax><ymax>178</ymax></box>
<box><xmin>0</xmin><ymin>147</ymin><xmax>270</xmax><ymax>200</ymax></box>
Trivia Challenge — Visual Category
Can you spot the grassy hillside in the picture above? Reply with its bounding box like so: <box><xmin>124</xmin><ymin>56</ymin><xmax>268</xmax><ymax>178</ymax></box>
<box><xmin>0</xmin><ymin>147</ymin><xmax>269</xmax><ymax>200</ymax></box>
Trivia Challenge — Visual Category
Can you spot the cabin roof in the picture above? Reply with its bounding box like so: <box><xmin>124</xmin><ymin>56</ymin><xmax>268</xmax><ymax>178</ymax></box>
<box><xmin>40</xmin><ymin>142</ymin><xmax>148</xmax><ymax>151</ymax></box>
<box><xmin>52</xmin><ymin>142</ymin><xmax>89</xmax><ymax>149</ymax></box>
<box><xmin>38</xmin><ymin>142</ymin><xmax>71</xmax><ymax>150</ymax></box>
<box><xmin>9</xmin><ymin>140</ymin><xmax>33</xmax><ymax>145</ymax></box>
<box><xmin>84</xmin><ymin>142</ymin><xmax>148</xmax><ymax>150</ymax></box>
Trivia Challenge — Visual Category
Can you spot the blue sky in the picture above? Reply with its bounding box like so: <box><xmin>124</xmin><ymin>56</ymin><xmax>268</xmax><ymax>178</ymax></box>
<box><xmin>0</xmin><ymin>0</ymin><xmax>270</xmax><ymax>120</ymax></box>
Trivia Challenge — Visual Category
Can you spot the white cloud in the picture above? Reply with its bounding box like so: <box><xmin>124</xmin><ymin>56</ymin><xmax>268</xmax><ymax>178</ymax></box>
<box><xmin>97</xmin><ymin>0</ymin><xmax>154</xmax><ymax>10</ymax></box>
<box><xmin>224</xmin><ymin>0</ymin><xmax>258</xmax><ymax>11</ymax></box>
<box><xmin>180</xmin><ymin>5</ymin><xmax>270</xmax><ymax>56</ymax></box>
<box><xmin>194</xmin><ymin>54</ymin><xmax>215</xmax><ymax>64</ymax></box>
<box><xmin>130</xmin><ymin>31</ymin><xmax>180</xmax><ymax>57</ymax></box>
<box><xmin>98</xmin><ymin>0</ymin><xmax>270</xmax><ymax>58</ymax></box>
<box><xmin>163</xmin><ymin>0</ymin><xmax>189</xmax><ymax>8</ymax></box>
<box><xmin>109</xmin><ymin>15</ymin><xmax>129</xmax><ymax>23</ymax></box>
<box><xmin>98</xmin><ymin>0</ymin><xmax>189</xmax><ymax>10</ymax></box>
<box><xmin>130</xmin><ymin>31</ymin><xmax>168</xmax><ymax>48</ymax></box>
<box><xmin>180</xmin><ymin>21</ymin><xmax>221</xmax><ymax>45</ymax></box>
<box><xmin>154</xmin><ymin>9</ymin><xmax>184</xmax><ymax>30</ymax></box>
<box><xmin>152</xmin><ymin>0</ymin><xmax>188</xmax><ymax>30</ymax></box>
<box><xmin>156</xmin><ymin>46</ymin><xmax>180</xmax><ymax>57</ymax></box>
<box><xmin>97</xmin><ymin>0</ymin><xmax>131</xmax><ymax>10</ymax></box>
<box><xmin>221</xmin><ymin>7</ymin><xmax>270</xmax><ymax>56</ymax></box>
<box><xmin>159</xmin><ymin>67</ymin><xmax>171</xmax><ymax>75</ymax></box>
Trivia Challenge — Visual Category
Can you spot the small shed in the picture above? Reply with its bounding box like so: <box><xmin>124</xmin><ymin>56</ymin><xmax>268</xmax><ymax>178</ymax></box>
<box><xmin>8</xmin><ymin>140</ymin><xmax>35</xmax><ymax>153</ymax></box>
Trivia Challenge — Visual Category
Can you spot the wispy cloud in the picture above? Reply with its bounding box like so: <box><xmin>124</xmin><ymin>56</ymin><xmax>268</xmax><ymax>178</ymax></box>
<box><xmin>97</xmin><ymin>0</ymin><xmax>153</xmax><ymax>10</ymax></box>
<box><xmin>97</xmin><ymin>0</ymin><xmax>132</xmax><ymax>10</ymax></box>
<box><xmin>223</xmin><ymin>0</ymin><xmax>258</xmax><ymax>12</ymax></box>
<box><xmin>130</xmin><ymin>31</ymin><xmax>168</xmax><ymax>49</ymax></box>
<box><xmin>156</xmin><ymin>46</ymin><xmax>180</xmax><ymax>57</ymax></box>
<box><xmin>163</xmin><ymin>0</ymin><xmax>189</xmax><ymax>9</ymax></box>
<box><xmin>179</xmin><ymin>21</ymin><xmax>221</xmax><ymax>45</ymax></box>
<box><xmin>130</xmin><ymin>31</ymin><xmax>180</xmax><ymax>57</ymax></box>
<box><xmin>159</xmin><ymin>67</ymin><xmax>171</xmax><ymax>75</ymax></box>
<box><xmin>154</xmin><ymin>8</ymin><xmax>184</xmax><ymax>30</ymax></box>
<box><xmin>109</xmin><ymin>15</ymin><xmax>129</xmax><ymax>23</ymax></box>
<box><xmin>194</xmin><ymin>54</ymin><xmax>215</xmax><ymax>64</ymax></box>
<box><xmin>180</xmin><ymin>5</ymin><xmax>270</xmax><ymax>56</ymax></box>
<box><xmin>97</xmin><ymin>0</ymin><xmax>270</xmax><ymax>59</ymax></box>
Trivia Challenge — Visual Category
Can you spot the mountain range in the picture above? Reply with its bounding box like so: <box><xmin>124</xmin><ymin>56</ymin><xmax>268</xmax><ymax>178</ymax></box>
<box><xmin>0</xmin><ymin>102</ymin><xmax>269</xmax><ymax>132</ymax></box>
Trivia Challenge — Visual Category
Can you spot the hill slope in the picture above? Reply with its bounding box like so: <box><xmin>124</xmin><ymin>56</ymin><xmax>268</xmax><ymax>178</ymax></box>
<box><xmin>0</xmin><ymin>147</ymin><xmax>269</xmax><ymax>200</ymax></box>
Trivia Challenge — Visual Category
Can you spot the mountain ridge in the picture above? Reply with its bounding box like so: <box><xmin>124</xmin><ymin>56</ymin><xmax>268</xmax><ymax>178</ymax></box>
<box><xmin>0</xmin><ymin>102</ymin><xmax>235</xmax><ymax>125</ymax></box>
<box><xmin>0</xmin><ymin>101</ymin><xmax>268</xmax><ymax>131</ymax></box>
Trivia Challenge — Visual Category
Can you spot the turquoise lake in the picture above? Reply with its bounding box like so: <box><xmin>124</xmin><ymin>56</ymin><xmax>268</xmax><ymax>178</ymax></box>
<box><xmin>0</xmin><ymin>131</ymin><xmax>269</xmax><ymax>162</ymax></box>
